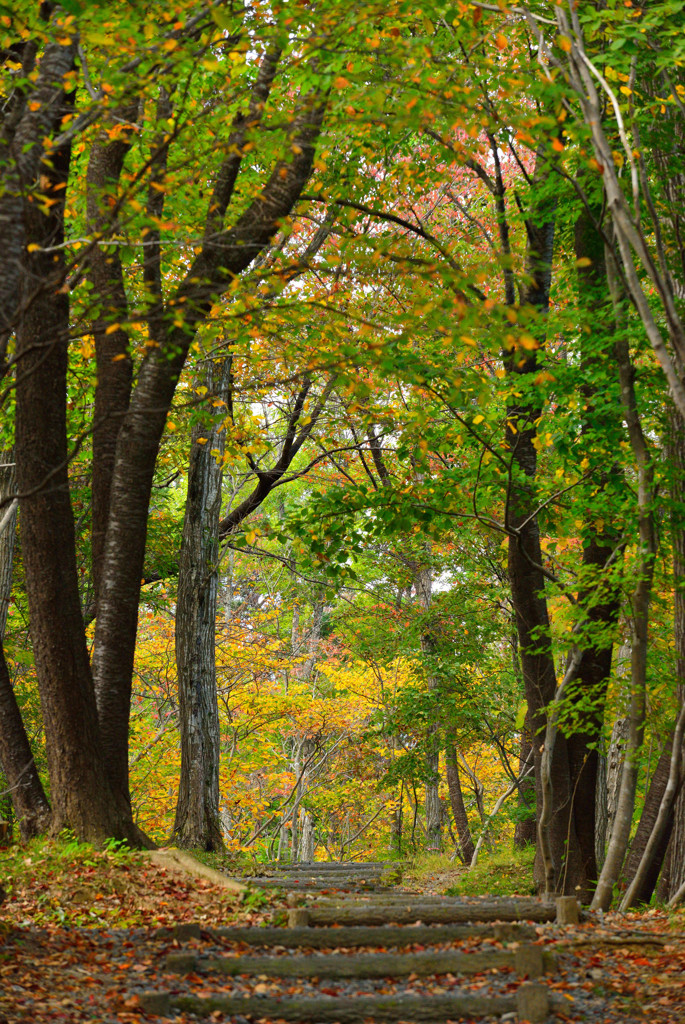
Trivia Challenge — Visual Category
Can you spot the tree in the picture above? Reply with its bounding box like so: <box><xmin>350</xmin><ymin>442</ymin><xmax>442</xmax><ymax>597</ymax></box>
<box><xmin>1</xmin><ymin>1</ymin><xmax>330</xmax><ymax>843</ymax></box>
<box><xmin>0</xmin><ymin>450</ymin><xmax>51</xmax><ymax>838</ymax></box>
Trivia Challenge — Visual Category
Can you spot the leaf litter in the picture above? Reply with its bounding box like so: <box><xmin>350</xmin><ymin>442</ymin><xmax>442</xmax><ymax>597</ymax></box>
<box><xmin>0</xmin><ymin>852</ymin><xmax>684</xmax><ymax>1023</ymax></box>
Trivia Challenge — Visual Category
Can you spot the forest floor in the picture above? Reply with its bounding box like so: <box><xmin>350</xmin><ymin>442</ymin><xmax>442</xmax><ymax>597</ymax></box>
<box><xmin>0</xmin><ymin>843</ymin><xmax>683</xmax><ymax>1023</ymax></box>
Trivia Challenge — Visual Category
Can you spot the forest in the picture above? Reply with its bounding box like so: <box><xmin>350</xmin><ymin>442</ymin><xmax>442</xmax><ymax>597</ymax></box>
<box><xmin>1</xmin><ymin>0</ymin><xmax>685</xmax><ymax>917</ymax></box>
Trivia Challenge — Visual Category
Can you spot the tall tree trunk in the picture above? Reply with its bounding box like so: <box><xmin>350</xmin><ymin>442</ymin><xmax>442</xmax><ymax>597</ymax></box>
<box><xmin>85</xmin><ymin>105</ymin><xmax>138</xmax><ymax>615</ymax></box>
<box><xmin>620</xmin><ymin>716</ymin><xmax>685</xmax><ymax>909</ymax></box>
<box><xmin>15</xmin><ymin>134</ymin><xmax>130</xmax><ymax>842</ymax></box>
<box><xmin>416</xmin><ymin>561</ymin><xmax>442</xmax><ymax>851</ymax></box>
<box><xmin>504</xmin><ymin>161</ymin><xmax>584</xmax><ymax>894</ymax></box>
<box><xmin>657</xmin><ymin>404</ymin><xmax>685</xmax><ymax>901</ymax></box>
<box><xmin>445</xmin><ymin>741</ymin><xmax>475</xmax><ymax>864</ymax></box>
<box><xmin>0</xmin><ymin>452</ymin><xmax>51</xmax><ymax>838</ymax></box>
<box><xmin>563</xmin><ymin>205</ymin><xmax>621</xmax><ymax>894</ymax></box>
<box><xmin>591</xmin><ymin>254</ymin><xmax>656</xmax><ymax>911</ymax></box>
<box><xmin>91</xmin><ymin>92</ymin><xmax>324</xmax><ymax>815</ymax></box>
<box><xmin>172</xmin><ymin>361</ymin><xmax>231</xmax><ymax>851</ymax></box>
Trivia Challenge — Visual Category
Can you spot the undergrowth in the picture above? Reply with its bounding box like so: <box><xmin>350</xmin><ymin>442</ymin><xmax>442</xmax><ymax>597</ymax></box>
<box><xmin>445</xmin><ymin>847</ymin><xmax>536</xmax><ymax>897</ymax></box>
<box><xmin>406</xmin><ymin>846</ymin><xmax>536</xmax><ymax>897</ymax></box>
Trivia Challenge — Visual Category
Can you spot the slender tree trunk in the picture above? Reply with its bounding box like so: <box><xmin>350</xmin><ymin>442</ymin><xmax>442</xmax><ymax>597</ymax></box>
<box><xmin>299</xmin><ymin>597</ymin><xmax>324</xmax><ymax>684</ymax></box>
<box><xmin>591</xmin><ymin>256</ymin><xmax>656</xmax><ymax>911</ymax></box>
<box><xmin>504</xmin><ymin>172</ymin><xmax>584</xmax><ymax>894</ymax></box>
<box><xmin>91</xmin><ymin>97</ymin><xmax>324</xmax><ymax>816</ymax></box>
<box><xmin>620</xmin><ymin>709</ymin><xmax>685</xmax><ymax>909</ymax></box>
<box><xmin>513</xmin><ymin>711</ymin><xmax>536</xmax><ymax>848</ymax></box>
<box><xmin>563</xmin><ymin>206</ymin><xmax>621</xmax><ymax>895</ymax></box>
<box><xmin>445</xmin><ymin>741</ymin><xmax>475</xmax><ymax>864</ymax></box>
<box><xmin>657</xmin><ymin>404</ymin><xmax>685</xmax><ymax>901</ymax></box>
<box><xmin>594</xmin><ymin>735</ymin><xmax>610</xmax><ymax>872</ymax></box>
<box><xmin>606</xmin><ymin>712</ymin><xmax>628</xmax><ymax>845</ymax></box>
<box><xmin>416</xmin><ymin>561</ymin><xmax>442</xmax><ymax>851</ymax></box>
<box><xmin>172</xmin><ymin>361</ymin><xmax>231</xmax><ymax>851</ymax></box>
<box><xmin>0</xmin><ymin>451</ymin><xmax>51</xmax><ymax>839</ymax></box>
<box><xmin>390</xmin><ymin>785</ymin><xmax>403</xmax><ymax>858</ymax></box>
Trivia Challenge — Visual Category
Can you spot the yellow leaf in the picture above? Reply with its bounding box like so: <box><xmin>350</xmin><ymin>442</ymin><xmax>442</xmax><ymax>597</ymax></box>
<box><xmin>196</xmin><ymin>437</ymin><xmax>208</xmax><ymax>445</ymax></box>
<box><xmin>105</xmin><ymin>323</ymin><xmax>121</xmax><ymax>335</ymax></box>
<box><xmin>519</xmin><ymin>334</ymin><xmax>539</xmax><ymax>350</ymax></box>
<box><xmin>473</xmin><ymin>414</ymin><xmax>484</xmax><ymax>425</ymax></box>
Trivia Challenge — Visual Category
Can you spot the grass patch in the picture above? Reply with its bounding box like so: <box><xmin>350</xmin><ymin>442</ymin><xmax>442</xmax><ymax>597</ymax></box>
<box><xmin>403</xmin><ymin>847</ymin><xmax>536</xmax><ymax>897</ymax></box>
<box><xmin>445</xmin><ymin>847</ymin><xmax>536</xmax><ymax>897</ymax></box>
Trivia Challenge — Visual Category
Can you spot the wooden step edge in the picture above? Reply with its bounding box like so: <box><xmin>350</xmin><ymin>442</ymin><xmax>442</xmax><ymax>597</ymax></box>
<box><xmin>139</xmin><ymin>987</ymin><xmax>551</xmax><ymax>1023</ymax></box>
<box><xmin>286</xmin><ymin>904</ymin><xmax>556</xmax><ymax>927</ymax></box>
<box><xmin>164</xmin><ymin>943</ymin><xmax>548</xmax><ymax>981</ymax></box>
<box><xmin>152</xmin><ymin>920</ymin><xmax>538</xmax><ymax>947</ymax></box>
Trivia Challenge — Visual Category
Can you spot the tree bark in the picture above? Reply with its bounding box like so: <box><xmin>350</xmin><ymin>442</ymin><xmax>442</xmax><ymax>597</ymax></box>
<box><xmin>620</xmin><ymin>711</ymin><xmax>685</xmax><ymax>909</ymax></box>
<box><xmin>657</xmin><ymin>404</ymin><xmax>685</xmax><ymax>901</ymax></box>
<box><xmin>591</xmin><ymin>254</ymin><xmax>656</xmax><ymax>911</ymax></box>
<box><xmin>504</xmin><ymin>160</ymin><xmax>584</xmax><ymax>894</ymax></box>
<box><xmin>445</xmin><ymin>741</ymin><xmax>475</xmax><ymax>864</ymax></box>
<box><xmin>15</xmin><ymin>113</ymin><xmax>130</xmax><ymax>842</ymax></box>
<box><xmin>415</xmin><ymin>561</ymin><xmax>442</xmax><ymax>851</ymax></box>
<box><xmin>566</xmin><ymin>209</ymin><xmax>621</xmax><ymax>893</ymax></box>
<box><xmin>85</xmin><ymin>106</ymin><xmax>138</xmax><ymax>614</ymax></box>
<box><xmin>595</xmin><ymin>739</ymin><xmax>608</xmax><ymax>872</ymax></box>
<box><xmin>172</xmin><ymin>361</ymin><xmax>231</xmax><ymax>851</ymax></box>
<box><xmin>513</xmin><ymin>710</ymin><xmax>536</xmax><ymax>848</ymax></box>
<box><xmin>0</xmin><ymin>451</ymin><xmax>51</xmax><ymax>839</ymax></box>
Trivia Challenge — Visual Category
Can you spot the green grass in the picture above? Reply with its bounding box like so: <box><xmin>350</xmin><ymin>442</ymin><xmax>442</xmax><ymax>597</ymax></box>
<box><xmin>404</xmin><ymin>846</ymin><xmax>536</xmax><ymax>897</ymax></box>
<box><xmin>445</xmin><ymin>847</ymin><xmax>536</xmax><ymax>897</ymax></box>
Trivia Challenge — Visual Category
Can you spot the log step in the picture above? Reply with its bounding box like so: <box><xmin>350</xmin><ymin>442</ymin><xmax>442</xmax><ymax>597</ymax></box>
<box><xmin>157</xmin><ymin>920</ymin><xmax>537</xmax><ymax>947</ymax></box>
<box><xmin>140</xmin><ymin>983</ymin><xmax>550</xmax><ymax>1022</ymax></box>
<box><xmin>165</xmin><ymin>943</ymin><xmax>548</xmax><ymax>980</ymax></box>
<box><xmin>244</xmin><ymin>878</ymin><xmax>393</xmax><ymax>891</ymax></box>
<box><xmin>256</xmin><ymin>861</ymin><xmax>404</xmax><ymax>871</ymax></box>
<box><xmin>285</xmin><ymin>899</ymin><xmax>556</xmax><ymax>927</ymax></box>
